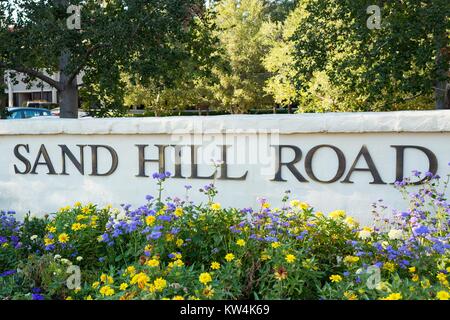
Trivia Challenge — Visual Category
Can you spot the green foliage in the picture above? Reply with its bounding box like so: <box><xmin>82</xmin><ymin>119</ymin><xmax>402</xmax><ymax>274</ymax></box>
<box><xmin>0</xmin><ymin>0</ymin><xmax>210</xmax><ymax>116</ymax></box>
<box><xmin>1</xmin><ymin>171</ymin><xmax>450</xmax><ymax>300</ymax></box>
<box><xmin>287</xmin><ymin>0</ymin><xmax>449</xmax><ymax>111</ymax></box>
<box><xmin>208</xmin><ymin>0</ymin><xmax>275</xmax><ymax>113</ymax></box>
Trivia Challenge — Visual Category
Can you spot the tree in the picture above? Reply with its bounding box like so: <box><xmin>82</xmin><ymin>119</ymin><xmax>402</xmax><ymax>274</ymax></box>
<box><xmin>208</xmin><ymin>0</ymin><xmax>274</xmax><ymax>114</ymax></box>
<box><xmin>123</xmin><ymin>8</ymin><xmax>219</xmax><ymax>116</ymax></box>
<box><xmin>0</xmin><ymin>0</ymin><xmax>207</xmax><ymax>118</ymax></box>
<box><xmin>288</xmin><ymin>0</ymin><xmax>449</xmax><ymax>111</ymax></box>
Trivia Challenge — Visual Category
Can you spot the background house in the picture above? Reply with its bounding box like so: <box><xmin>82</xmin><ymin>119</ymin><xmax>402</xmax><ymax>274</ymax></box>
<box><xmin>4</xmin><ymin>71</ymin><xmax>58</xmax><ymax>107</ymax></box>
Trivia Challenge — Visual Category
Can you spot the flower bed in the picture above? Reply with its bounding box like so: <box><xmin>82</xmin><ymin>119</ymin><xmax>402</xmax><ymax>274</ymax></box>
<box><xmin>1</xmin><ymin>169</ymin><xmax>450</xmax><ymax>300</ymax></box>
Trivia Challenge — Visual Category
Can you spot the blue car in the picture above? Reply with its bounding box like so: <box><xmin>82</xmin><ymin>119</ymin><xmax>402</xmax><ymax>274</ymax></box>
<box><xmin>2</xmin><ymin>107</ymin><xmax>53</xmax><ymax>119</ymax></box>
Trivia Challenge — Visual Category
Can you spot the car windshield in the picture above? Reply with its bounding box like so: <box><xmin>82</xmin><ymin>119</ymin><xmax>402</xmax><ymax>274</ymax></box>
<box><xmin>9</xmin><ymin>110</ymin><xmax>22</xmax><ymax>119</ymax></box>
<box><xmin>5</xmin><ymin>109</ymin><xmax>51</xmax><ymax>119</ymax></box>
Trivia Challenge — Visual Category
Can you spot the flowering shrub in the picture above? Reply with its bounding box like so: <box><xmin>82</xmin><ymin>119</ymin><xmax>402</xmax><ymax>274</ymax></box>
<box><xmin>319</xmin><ymin>170</ymin><xmax>450</xmax><ymax>300</ymax></box>
<box><xmin>42</xmin><ymin>203</ymin><xmax>112</xmax><ymax>270</ymax></box>
<box><xmin>0</xmin><ymin>210</ymin><xmax>22</xmax><ymax>274</ymax></box>
<box><xmin>1</xmin><ymin>167</ymin><xmax>450</xmax><ymax>300</ymax></box>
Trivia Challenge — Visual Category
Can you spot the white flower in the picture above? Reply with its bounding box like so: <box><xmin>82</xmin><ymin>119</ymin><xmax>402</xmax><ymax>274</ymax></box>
<box><xmin>30</xmin><ymin>235</ymin><xmax>38</xmax><ymax>241</ymax></box>
<box><xmin>60</xmin><ymin>258</ymin><xmax>72</xmax><ymax>266</ymax></box>
<box><xmin>388</xmin><ymin>229</ymin><xmax>403</xmax><ymax>240</ymax></box>
<box><xmin>358</xmin><ymin>230</ymin><xmax>372</xmax><ymax>240</ymax></box>
<box><xmin>54</xmin><ymin>254</ymin><xmax>61</xmax><ymax>260</ymax></box>
<box><xmin>76</xmin><ymin>256</ymin><xmax>83</xmax><ymax>262</ymax></box>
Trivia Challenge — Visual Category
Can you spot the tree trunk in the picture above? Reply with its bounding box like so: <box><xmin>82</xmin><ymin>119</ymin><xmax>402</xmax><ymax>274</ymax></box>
<box><xmin>59</xmin><ymin>82</ymin><xmax>79</xmax><ymax>118</ymax></box>
<box><xmin>58</xmin><ymin>51</ymin><xmax>79</xmax><ymax>118</ymax></box>
<box><xmin>434</xmin><ymin>30</ymin><xmax>449</xmax><ymax>109</ymax></box>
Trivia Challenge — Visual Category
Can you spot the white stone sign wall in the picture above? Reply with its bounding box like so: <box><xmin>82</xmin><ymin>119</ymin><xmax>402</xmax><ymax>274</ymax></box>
<box><xmin>1</xmin><ymin>111</ymin><xmax>449</xmax><ymax>223</ymax></box>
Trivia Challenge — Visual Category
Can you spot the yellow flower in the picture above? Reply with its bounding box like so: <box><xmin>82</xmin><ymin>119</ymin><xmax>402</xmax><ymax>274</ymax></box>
<box><xmin>146</xmin><ymin>259</ymin><xmax>160</xmax><ymax>267</ymax></box>
<box><xmin>174</xmin><ymin>207</ymin><xmax>183</xmax><ymax>217</ymax></box>
<box><xmin>58</xmin><ymin>206</ymin><xmax>70</xmax><ymax>213</ymax></box>
<box><xmin>225</xmin><ymin>253</ymin><xmax>235</xmax><ymax>262</ymax></box>
<box><xmin>236</xmin><ymin>239</ymin><xmax>246</xmax><ymax>247</ymax></box>
<box><xmin>409</xmin><ymin>267</ymin><xmax>416</xmax><ymax>273</ymax></box>
<box><xmin>437</xmin><ymin>272</ymin><xmax>447</xmax><ymax>284</ymax></box>
<box><xmin>119</xmin><ymin>283</ymin><xmax>129</xmax><ymax>291</ymax></box>
<box><xmin>436</xmin><ymin>291</ymin><xmax>450</xmax><ymax>300</ymax></box>
<box><xmin>147</xmin><ymin>284</ymin><xmax>156</xmax><ymax>293</ymax></box>
<box><xmin>344</xmin><ymin>291</ymin><xmax>358</xmax><ymax>300</ymax></box>
<box><xmin>176</xmin><ymin>239</ymin><xmax>184</xmax><ymax>247</ymax></box>
<box><xmin>329</xmin><ymin>275</ymin><xmax>342</xmax><ymax>283</ymax></box>
<box><xmin>172</xmin><ymin>296</ymin><xmax>185</xmax><ymax>300</ymax></box>
<box><xmin>211</xmin><ymin>262</ymin><xmax>221</xmax><ymax>270</ymax></box>
<box><xmin>85</xmin><ymin>295</ymin><xmax>93</xmax><ymax>300</ymax></box>
<box><xmin>131</xmin><ymin>272</ymin><xmax>150</xmax><ymax>289</ymax></box>
<box><xmin>58</xmin><ymin>233</ymin><xmax>69</xmax><ymax>243</ymax></box>
<box><xmin>76</xmin><ymin>215</ymin><xmax>87</xmax><ymax>221</ymax></box>
<box><xmin>100</xmin><ymin>274</ymin><xmax>114</xmax><ymax>284</ymax></box>
<box><xmin>421</xmin><ymin>278</ymin><xmax>431</xmax><ymax>289</ymax></box>
<box><xmin>383</xmin><ymin>262</ymin><xmax>396</xmax><ymax>272</ymax></box>
<box><xmin>202</xmin><ymin>286</ymin><xmax>215</xmax><ymax>298</ymax></box>
<box><xmin>262</xmin><ymin>202</ymin><xmax>271</xmax><ymax>209</ymax></box>
<box><xmin>166</xmin><ymin>258</ymin><xmax>182</xmax><ymax>268</ymax></box>
<box><xmin>380</xmin><ymin>293</ymin><xmax>402</xmax><ymax>300</ymax></box>
<box><xmin>199</xmin><ymin>272</ymin><xmax>212</xmax><ymax>285</ymax></box>
<box><xmin>81</xmin><ymin>207</ymin><xmax>91</xmax><ymax>214</ymax></box>
<box><xmin>166</xmin><ymin>234</ymin><xmax>175</xmax><ymax>242</ymax></box>
<box><xmin>261</xmin><ymin>254</ymin><xmax>271</xmax><ymax>261</ymax></box>
<box><xmin>412</xmin><ymin>274</ymin><xmax>419</xmax><ymax>282</ymax></box>
<box><xmin>210</xmin><ymin>203</ymin><xmax>221</xmax><ymax>211</ymax></box>
<box><xmin>271</xmin><ymin>242</ymin><xmax>281</xmax><ymax>249</ymax></box>
<box><xmin>343</xmin><ymin>256</ymin><xmax>360</xmax><ymax>264</ymax></box>
<box><xmin>92</xmin><ymin>282</ymin><xmax>100</xmax><ymax>289</ymax></box>
<box><xmin>99</xmin><ymin>285</ymin><xmax>115</xmax><ymax>297</ymax></box>
<box><xmin>47</xmin><ymin>226</ymin><xmax>56</xmax><ymax>233</ymax></box>
<box><xmin>285</xmin><ymin>254</ymin><xmax>296</xmax><ymax>264</ymax></box>
<box><xmin>44</xmin><ymin>237</ymin><xmax>55</xmax><ymax>246</ymax></box>
<box><xmin>145</xmin><ymin>215</ymin><xmax>156</xmax><ymax>226</ymax></box>
<box><xmin>329</xmin><ymin>210</ymin><xmax>346</xmax><ymax>219</ymax></box>
<box><xmin>66</xmin><ymin>296</ymin><xmax>73</xmax><ymax>300</ymax></box>
<box><xmin>173</xmin><ymin>252</ymin><xmax>182</xmax><ymax>260</ymax></box>
<box><xmin>290</xmin><ymin>199</ymin><xmax>300</xmax><ymax>207</ymax></box>
<box><xmin>344</xmin><ymin>216</ymin><xmax>358</xmax><ymax>228</ymax></box>
<box><xmin>274</xmin><ymin>267</ymin><xmax>288</xmax><ymax>281</ymax></box>
<box><xmin>71</xmin><ymin>223</ymin><xmax>83</xmax><ymax>231</ymax></box>
<box><xmin>153</xmin><ymin>278</ymin><xmax>167</xmax><ymax>291</ymax></box>
<box><xmin>74</xmin><ymin>202</ymin><xmax>82</xmax><ymax>207</ymax></box>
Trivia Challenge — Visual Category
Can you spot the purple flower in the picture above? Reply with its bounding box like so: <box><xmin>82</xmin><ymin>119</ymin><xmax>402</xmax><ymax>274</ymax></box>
<box><xmin>0</xmin><ymin>270</ymin><xmax>16</xmax><ymax>277</ymax></box>
<box><xmin>149</xmin><ymin>231</ymin><xmax>162</xmax><ymax>240</ymax></box>
<box><xmin>145</xmin><ymin>195</ymin><xmax>154</xmax><ymax>201</ymax></box>
<box><xmin>157</xmin><ymin>215</ymin><xmax>172</xmax><ymax>222</ymax></box>
<box><xmin>413</xmin><ymin>225</ymin><xmax>430</xmax><ymax>236</ymax></box>
<box><xmin>32</xmin><ymin>293</ymin><xmax>44</xmax><ymax>300</ymax></box>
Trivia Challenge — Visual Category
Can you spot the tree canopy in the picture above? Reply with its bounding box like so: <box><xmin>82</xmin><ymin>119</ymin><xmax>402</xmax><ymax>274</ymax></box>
<box><xmin>0</xmin><ymin>0</ymin><xmax>209</xmax><ymax>117</ymax></box>
<box><xmin>2</xmin><ymin>0</ymin><xmax>448</xmax><ymax>116</ymax></box>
